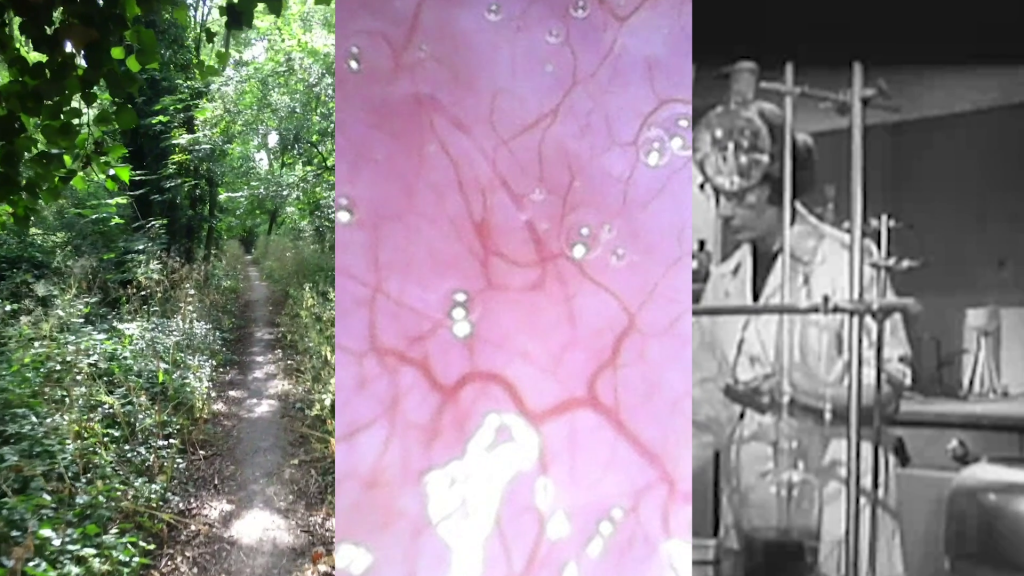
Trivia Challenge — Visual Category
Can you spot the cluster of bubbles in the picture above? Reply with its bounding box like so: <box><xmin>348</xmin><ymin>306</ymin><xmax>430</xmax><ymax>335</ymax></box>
<box><xmin>336</xmin><ymin>197</ymin><xmax>355</xmax><ymax>225</ymax></box>
<box><xmin>345</xmin><ymin>45</ymin><xmax>361</xmax><ymax>73</ymax></box>
<box><xmin>448</xmin><ymin>290</ymin><xmax>474</xmax><ymax>339</ymax></box>
<box><xmin>562</xmin><ymin>220</ymin><xmax>626</xmax><ymax>266</ymax></box>
<box><xmin>485</xmin><ymin>0</ymin><xmax>592</xmax><ymax>21</ymax></box>
<box><xmin>638</xmin><ymin>110</ymin><xmax>692</xmax><ymax>168</ymax></box>
<box><xmin>558</xmin><ymin>506</ymin><xmax>628</xmax><ymax>576</ymax></box>
<box><xmin>343</xmin><ymin>0</ymin><xmax>595</xmax><ymax>74</ymax></box>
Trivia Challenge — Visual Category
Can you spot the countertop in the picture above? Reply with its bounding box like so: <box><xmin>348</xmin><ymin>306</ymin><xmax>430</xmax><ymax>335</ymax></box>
<box><xmin>895</xmin><ymin>395</ymin><xmax>1024</xmax><ymax>430</ymax></box>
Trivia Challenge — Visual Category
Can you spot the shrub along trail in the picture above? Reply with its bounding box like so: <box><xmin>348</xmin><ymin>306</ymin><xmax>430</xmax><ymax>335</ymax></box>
<box><xmin>157</xmin><ymin>259</ymin><xmax>334</xmax><ymax>576</ymax></box>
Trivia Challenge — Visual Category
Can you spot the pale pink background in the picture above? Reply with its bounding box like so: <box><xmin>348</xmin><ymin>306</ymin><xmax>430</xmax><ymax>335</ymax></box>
<box><xmin>336</xmin><ymin>1</ymin><xmax>692</xmax><ymax>573</ymax></box>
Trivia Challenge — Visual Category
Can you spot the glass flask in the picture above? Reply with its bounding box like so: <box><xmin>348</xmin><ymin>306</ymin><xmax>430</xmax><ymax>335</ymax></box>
<box><xmin>727</xmin><ymin>313</ymin><xmax>838</xmax><ymax>576</ymax></box>
<box><xmin>693</xmin><ymin>60</ymin><xmax>774</xmax><ymax>194</ymax></box>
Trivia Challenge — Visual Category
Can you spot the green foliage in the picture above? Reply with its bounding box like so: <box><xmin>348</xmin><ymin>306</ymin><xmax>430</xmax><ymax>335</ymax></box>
<box><xmin>0</xmin><ymin>232</ymin><xmax>245</xmax><ymax>575</ymax></box>
<box><xmin>0</xmin><ymin>0</ymin><xmax>336</xmax><ymax>572</ymax></box>
<box><xmin>254</xmin><ymin>236</ymin><xmax>334</xmax><ymax>459</ymax></box>
<box><xmin>0</xmin><ymin>0</ymin><xmax>301</xmax><ymax>229</ymax></box>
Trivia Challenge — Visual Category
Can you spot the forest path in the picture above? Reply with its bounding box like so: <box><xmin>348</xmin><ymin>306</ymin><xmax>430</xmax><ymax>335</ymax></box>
<box><xmin>157</xmin><ymin>258</ymin><xmax>332</xmax><ymax>576</ymax></box>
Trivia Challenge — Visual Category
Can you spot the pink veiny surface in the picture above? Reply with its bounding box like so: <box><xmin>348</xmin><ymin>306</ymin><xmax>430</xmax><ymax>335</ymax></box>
<box><xmin>336</xmin><ymin>1</ymin><xmax>693</xmax><ymax>574</ymax></box>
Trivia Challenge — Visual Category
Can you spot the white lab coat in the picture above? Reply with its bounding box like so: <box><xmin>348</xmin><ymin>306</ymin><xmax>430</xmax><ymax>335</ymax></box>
<box><xmin>695</xmin><ymin>203</ymin><xmax>911</xmax><ymax>576</ymax></box>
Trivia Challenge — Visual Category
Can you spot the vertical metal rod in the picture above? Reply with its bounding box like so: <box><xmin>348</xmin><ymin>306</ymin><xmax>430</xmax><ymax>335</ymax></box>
<box><xmin>868</xmin><ymin>214</ymin><xmax>890</xmax><ymax>576</ymax></box>
<box><xmin>778</xmin><ymin>61</ymin><xmax>796</xmax><ymax>525</ymax></box>
<box><xmin>845</xmin><ymin>61</ymin><xmax>867</xmax><ymax>576</ymax></box>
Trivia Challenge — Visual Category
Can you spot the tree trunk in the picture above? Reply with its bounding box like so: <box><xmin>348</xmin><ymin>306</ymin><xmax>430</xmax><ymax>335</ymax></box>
<box><xmin>266</xmin><ymin>206</ymin><xmax>279</xmax><ymax>237</ymax></box>
<box><xmin>203</xmin><ymin>181</ymin><xmax>218</xmax><ymax>263</ymax></box>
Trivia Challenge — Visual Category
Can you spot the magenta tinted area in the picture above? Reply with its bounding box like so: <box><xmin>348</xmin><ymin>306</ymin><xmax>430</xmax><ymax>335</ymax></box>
<box><xmin>335</xmin><ymin>1</ymin><xmax>693</xmax><ymax>574</ymax></box>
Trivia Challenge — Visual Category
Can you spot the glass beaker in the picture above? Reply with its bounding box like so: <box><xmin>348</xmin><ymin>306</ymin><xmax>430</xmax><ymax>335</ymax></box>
<box><xmin>693</xmin><ymin>60</ymin><xmax>774</xmax><ymax>194</ymax></box>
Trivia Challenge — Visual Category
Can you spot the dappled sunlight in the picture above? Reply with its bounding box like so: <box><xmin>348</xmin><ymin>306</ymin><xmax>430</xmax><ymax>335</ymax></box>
<box><xmin>242</xmin><ymin>397</ymin><xmax>280</xmax><ymax>417</ymax></box>
<box><xmin>199</xmin><ymin>498</ymin><xmax>236</xmax><ymax>522</ymax></box>
<box><xmin>228</xmin><ymin>507</ymin><xmax>295</xmax><ymax>547</ymax></box>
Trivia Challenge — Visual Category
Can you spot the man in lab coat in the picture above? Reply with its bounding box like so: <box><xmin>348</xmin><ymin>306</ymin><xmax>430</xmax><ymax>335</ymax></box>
<box><xmin>693</xmin><ymin>99</ymin><xmax>913</xmax><ymax>576</ymax></box>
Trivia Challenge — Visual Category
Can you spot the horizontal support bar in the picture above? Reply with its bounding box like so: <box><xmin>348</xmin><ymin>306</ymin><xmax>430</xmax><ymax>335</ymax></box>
<box><xmin>693</xmin><ymin>297</ymin><xmax>922</xmax><ymax>318</ymax></box>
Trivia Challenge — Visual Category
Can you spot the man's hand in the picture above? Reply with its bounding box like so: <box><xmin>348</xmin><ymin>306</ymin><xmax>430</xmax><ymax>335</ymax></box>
<box><xmin>723</xmin><ymin>373</ymin><xmax>779</xmax><ymax>414</ymax></box>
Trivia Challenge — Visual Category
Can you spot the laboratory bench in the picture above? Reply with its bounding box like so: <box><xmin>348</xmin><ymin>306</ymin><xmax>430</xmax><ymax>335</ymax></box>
<box><xmin>692</xmin><ymin>396</ymin><xmax>1024</xmax><ymax>576</ymax></box>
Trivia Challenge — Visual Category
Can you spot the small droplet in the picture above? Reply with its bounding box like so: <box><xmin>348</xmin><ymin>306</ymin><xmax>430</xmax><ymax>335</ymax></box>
<box><xmin>484</xmin><ymin>3</ymin><xmax>503</xmax><ymax>21</ymax></box>
<box><xmin>609</xmin><ymin>506</ymin><xmax>625</xmax><ymax>521</ymax></box>
<box><xmin>600</xmin><ymin>223</ymin><xmax>616</xmax><ymax>240</ymax></box>
<box><xmin>530</xmin><ymin>187</ymin><xmax>547</xmax><ymax>202</ymax></box>
<box><xmin>450</xmin><ymin>305</ymin><xmax>469</xmax><ymax>321</ymax></box>
<box><xmin>336</xmin><ymin>207</ymin><xmax>354</xmax><ymax>224</ymax></box>
<box><xmin>345</xmin><ymin>46</ymin><xmax>362</xmax><ymax>73</ymax></box>
<box><xmin>669</xmin><ymin>113</ymin><xmax>692</xmax><ymax>156</ymax></box>
<box><xmin>545</xmin><ymin>25</ymin><xmax>566</xmax><ymax>45</ymax></box>
<box><xmin>579</xmin><ymin>225</ymin><xmax>592</xmax><ymax>237</ymax></box>
<box><xmin>569</xmin><ymin>0</ymin><xmax>591</xmax><ymax>19</ymax></box>
<box><xmin>544</xmin><ymin>62</ymin><xmax>555</xmax><ymax>73</ymax></box>
<box><xmin>669</xmin><ymin>134</ymin><xmax>690</xmax><ymax>156</ymax></box>
<box><xmin>452</xmin><ymin>290</ymin><xmax>470</xmax><ymax>304</ymax></box>
<box><xmin>638</xmin><ymin>127</ymin><xmax>671</xmax><ymax>168</ymax></box>
<box><xmin>568</xmin><ymin>240</ymin><xmax>590</xmax><ymax>261</ymax></box>
<box><xmin>416</xmin><ymin>43</ymin><xmax>429</xmax><ymax>59</ymax></box>
<box><xmin>610</xmin><ymin>247</ymin><xmax>627</xmax><ymax>265</ymax></box>
<box><xmin>452</xmin><ymin>319</ymin><xmax>474</xmax><ymax>339</ymax></box>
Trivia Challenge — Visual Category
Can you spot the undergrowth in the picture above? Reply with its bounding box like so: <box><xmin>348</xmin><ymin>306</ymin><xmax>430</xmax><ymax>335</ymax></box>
<box><xmin>253</xmin><ymin>236</ymin><xmax>335</xmax><ymax>479</ymax></box>
<box><xmin>0</xmin><ymin>234</ymin><xmax>245</xmax><ymax>576</ymax></box>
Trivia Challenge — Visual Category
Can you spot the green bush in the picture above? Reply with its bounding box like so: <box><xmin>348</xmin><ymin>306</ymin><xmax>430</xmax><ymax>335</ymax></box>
<box><xmin>0</xmin><ymin>239</ymin><xmax>245</xmax><ymax>576</ymax></box>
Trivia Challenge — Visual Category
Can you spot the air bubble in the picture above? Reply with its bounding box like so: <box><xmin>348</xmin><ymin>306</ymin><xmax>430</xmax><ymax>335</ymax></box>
<box><xmin>452</xmin><ymin>319</ymin><xmax>474</xmax><ymax>339</ymax></box>
<box><xmin>529</xmin><ymin>187</ymin><xmax>547</xmax><ymax>202</ymax></box>
<box><xmin>345</xmin><ymin>46</ymin><xmax>361</xmax><ymax>73</ymax></box>
<box><xmin>544</xmin><ymin>62</ymin><xmax>555</xmax><ymax>73</ymax></box>
<box><xmin>638</xmin><ymin>127</ymin><xmax>671</xmax><ymax>168</ymax></box>
<box><xmin>610</xmin><ymin>247</ymin><xmax>627</xmax><ymax>265</ymax></box>
<box><xmin>452</xmin><ymin>290</ymin><xmax>470</xmax><ymax>304</ymax></box>
<box><xmin>336</xmin><ymin>197</ymin><xmax>355</xmax><ymax>224</ymax></box>
<box><xmin>669</xmin><ymin>134</ymin><xmax>690</xmax><ymax>156</ymax></box>
<box><xmin>600</xmin><ymin>223</ymin><xmax>616</xmax><ymax>240</ymax></box>
<box><xmin>568</xmin><ymin>240</ymin><xmax>590</xmax><ymax>261</ymax></box>
<box><xmin>484</xmin><ymin>3</ymin><xmax>503</xmax><ymax>21</ymax></box>
<box><xmin>450</xmin><ymin>305</ymin><xmax>468</xmax><ymax>322</ymax></box>
<box><xmin>669</xmin><ymin>113</ymin><xmax>692</xmax><ymax>156</ymax></box>
<box><xmin>579</xmin><ymin>225</ymin><xmax>592</xmax><ymax>238</ymax></box>
<box><xmin>545</xmin><ymin>25</ymin><xmax>566</xmax><ymax>45</ymax></box>
<box><xmin>569</xmin><ymin>0</ymin><xmax>591</xmax><ymax>19</ymax></box>
<box><xmin>609</xmin><ymin>506</ymin><xmax>625</xmax><ymax>521</ymax></box>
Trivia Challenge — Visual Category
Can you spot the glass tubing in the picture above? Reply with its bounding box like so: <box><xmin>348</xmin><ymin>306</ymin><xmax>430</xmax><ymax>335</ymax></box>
<box><xmin>691</xmin><ymin>62</ymin><xmax>919</xmax><ymax>576</ymax></box>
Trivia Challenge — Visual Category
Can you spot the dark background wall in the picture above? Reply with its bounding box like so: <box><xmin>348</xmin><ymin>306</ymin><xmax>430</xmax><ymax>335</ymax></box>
<box><xmin>808</xmin><ymin>105</ymin><xmax>1024</xmax><ymax>395</ymax></box>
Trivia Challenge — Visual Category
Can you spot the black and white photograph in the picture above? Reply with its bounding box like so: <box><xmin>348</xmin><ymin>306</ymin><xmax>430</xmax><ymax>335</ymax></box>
<box><xmin>691</xmin><ymin>23</ymin><xmax>1024</xmax><ymax>576</ymax></box>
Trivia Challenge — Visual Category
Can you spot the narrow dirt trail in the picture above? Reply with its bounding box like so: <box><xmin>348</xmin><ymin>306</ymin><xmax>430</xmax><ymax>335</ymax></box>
<box><xmin>159</xmin><ymin>259</ymin><xmax>330</xmax><ymax>576</ymax></box>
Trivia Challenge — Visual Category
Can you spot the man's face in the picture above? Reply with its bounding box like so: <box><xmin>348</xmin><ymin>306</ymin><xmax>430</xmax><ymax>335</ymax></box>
<box><xmin>711</xmin><ymin>181</ymin><xmax>779</xmax><ymax>244</ymax></box>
